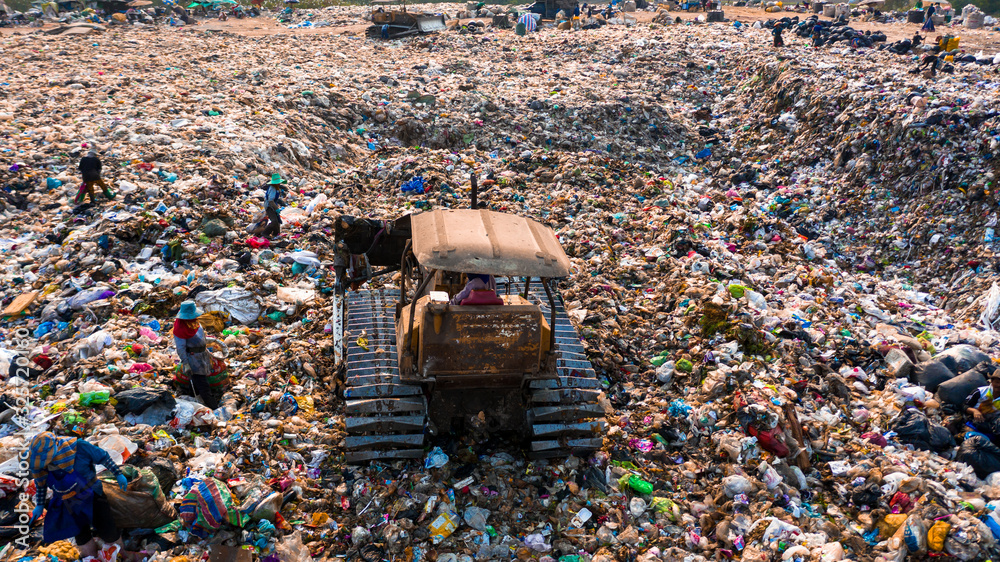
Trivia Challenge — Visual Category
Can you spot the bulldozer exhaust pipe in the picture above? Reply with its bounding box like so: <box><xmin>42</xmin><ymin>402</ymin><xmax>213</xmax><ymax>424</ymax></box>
<box><xmin>470</xmin><ymin>175</ymin><xmax>478</xmax><ymax>210</ymax></box>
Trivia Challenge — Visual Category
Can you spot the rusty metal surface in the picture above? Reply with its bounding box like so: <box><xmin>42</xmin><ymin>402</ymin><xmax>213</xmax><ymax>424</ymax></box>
<box><xmin>419</xmin><ymin>304</ymin><xmax>544</xmax><ymax>379</ymax></box>
<box><xmin>340</xmin><ymin>279</ymin><xmax>604</xmax><ymax>462</ymax></box>
<box><xmin>410</xmin><ymin>209</ymin><xmax>571</xmax><ymax>278</ymax></box>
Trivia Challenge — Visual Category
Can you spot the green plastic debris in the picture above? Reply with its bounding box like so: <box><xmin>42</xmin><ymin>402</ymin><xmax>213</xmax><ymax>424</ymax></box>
<box><xmin>629</xmin><ymin>475</ymin><xmax>653</xmax><ymax>494</ymax></box>
<box><xmin>79</xmin><ymin>391</ymin><xmax>111</xmax><ymax>406</ymax></box>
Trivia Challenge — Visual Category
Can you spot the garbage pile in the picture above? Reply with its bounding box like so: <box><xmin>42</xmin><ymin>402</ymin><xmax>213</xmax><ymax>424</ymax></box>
<box><xmin>276</xmin><ymin>6</ymin><xmax>369</xmax><ymax>28</ymax></box>
<box><xmin>6</xmin><ymin>9</ymin><xmax>1000</xmax><ymax>562</ymax></box>
<box><xmin>774</xmin><ymin>15</ymin><xmax>888</xmax><ymax>48</ymax></box>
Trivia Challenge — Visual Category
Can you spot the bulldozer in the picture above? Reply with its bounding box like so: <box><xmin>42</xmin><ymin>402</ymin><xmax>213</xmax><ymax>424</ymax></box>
<box><xmin>367</xmin><ymin>0</ymin><xmax>446</xmax><ymax>39</ymax></box>
<box><xmin>332</xmin><ymin>207</ymin><xmax>606</xmax><ymax>463</ymax></box>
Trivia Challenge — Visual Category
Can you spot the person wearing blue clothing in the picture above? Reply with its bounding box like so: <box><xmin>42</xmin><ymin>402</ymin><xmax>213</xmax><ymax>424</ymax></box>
<box><xmin>28</xmin><ymin>432</ymin><xmax>128</xmax><ymax>558</ymax></box>
<box><xmin>263</xmin><ymin>173</ymin><xmax>287</xmax><ymax>237</ymax></box>
<box><xmin>772</xmin><ymin>23</ymin><xmax>785</xmax><ymax>47</ymax></box>
<box><xmin>921</xmin><ymin>2</ymin><xmax>936</xmax><ymax>31</ymax></box>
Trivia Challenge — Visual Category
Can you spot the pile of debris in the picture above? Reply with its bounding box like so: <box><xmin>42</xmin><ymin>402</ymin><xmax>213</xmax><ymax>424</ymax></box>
<box><xmin>4</xmin><ymin>8</ymin><xmax>1000</xmax><ymax>562</ymax></box>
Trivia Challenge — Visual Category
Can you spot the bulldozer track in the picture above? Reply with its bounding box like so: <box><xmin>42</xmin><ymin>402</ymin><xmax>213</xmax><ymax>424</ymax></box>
<box><xmin>497</xmin><ymin>279</ymin><xmax>607</xmax><ymax>459</ymax></box>
<box><xmin>343</xmin><ymin>288</ymin><xmax>428</xmax><ymax>463</ymax></box>
<box><xmin>341</xmin><ymin>281</ymin><xmax>605</xmax><ymax>463</ymax></box>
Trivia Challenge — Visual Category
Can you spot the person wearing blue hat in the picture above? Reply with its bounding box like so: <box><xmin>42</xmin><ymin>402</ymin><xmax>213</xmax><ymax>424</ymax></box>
<box><xmin>173</xmin><ymin>300</ymin><xmax>220</xmax><ymax>409</ymax></box>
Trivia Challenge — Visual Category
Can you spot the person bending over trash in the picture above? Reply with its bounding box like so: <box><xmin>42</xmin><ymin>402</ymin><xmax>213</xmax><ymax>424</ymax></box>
<box><xmin>916</xmin><ymin>53</ymin><xmax>943</xmax><ymax>77</ymax></box>
<box><xmin>965</xmin><ymin>371</ymin><xmax>1000</xmax><ymax>439</ymax></box>
<box><xmin>811</xmin><ymin>23</ymin><xmax>823</xmax><ymax>47</ymax></box>
<box><xmin>76</xmin><ymin>149</ymin><xmax>115</xmax><ymax>205</ymax></box>
<box><xmin>28</xmin><ymin>431</ymin><xmax>128</xmax><ymax>559</ymax></box>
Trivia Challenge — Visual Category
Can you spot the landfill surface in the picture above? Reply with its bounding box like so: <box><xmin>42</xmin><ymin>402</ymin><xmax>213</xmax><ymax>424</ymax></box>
<box><xmin>5</xmin><ymin>2</ymin><xmax>1000</xmax><ymax>561</ymax></box>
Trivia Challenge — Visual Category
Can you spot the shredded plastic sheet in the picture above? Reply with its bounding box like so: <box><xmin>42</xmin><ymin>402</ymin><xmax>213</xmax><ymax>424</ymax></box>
<box><xmin>195</xmin><ymin>288</ymin><xmax>262</xmax><ymax>325</ymax></box>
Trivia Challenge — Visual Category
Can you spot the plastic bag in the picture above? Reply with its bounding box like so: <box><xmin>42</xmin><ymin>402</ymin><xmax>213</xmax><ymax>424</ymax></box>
<box><xmin>194</xmin><ymin>288</ymin><xmax>262</xmax><ymax>325</ymax></box>
<box><xmin>878</xmin><ymin>514</ymin><xmax>908</xmax><ymax>539</ymax></box>
<box><xmin>79</xmin><ymin>391</ymin><xmax>111</xmax><ymax>406</ymax></box>
<box><xmin>982</xmin><ymin>283</ymin><xmax>1000</xmax><ymax>329</ymax></box>
<box><xmin>425</xmin><ymin>447</ymin><xmax>449</xmax><ymax>469</ymax></box>
<box><xmin>927</xmin><ymin>520</ymin><xmax>950</xmax><ymax>552</ymax></box>
<box><xmin>934</xmin><ymin>345</ymin><xmax>991</xmax><ymax>375</ymax></box>
<box><xmin>76</xmin><ymin>330</ymin><xmax>113</xmax><ymax>359</ymax></box>
<box><xmin>629</xmin><ymin>497</ymin><xmax>647</xmax><ymax>516</ymax></box>
<box><xmin>761</xmin><ymin>518</ymin><xmax>801</xmax><ymax>544</ymax></box>
<box><xmin>305</xmin><ymin>193</ymin><xmax>327</xmax><ymax>215</ymax></box>
<box><xmin>170</xmin><ymin>399</ymin><xmax>215</xmax><ymax>429</ymax></box>
<box><xmin>101</xmin><ymin>466</ymin><xmax>177</xmax><ymax>529</ymax></box>
<box><xmin>957</xmin><ymin>433</ymin><xmax>1000</xmax><ymax>479</ymax></box>
<box><xmin>758</xmin><ymin>462</ymin><xmax>783</xmax><ymax>490</ymax></box>
<box><xmin>819</xmin><ymin>542</ymin><xmax>844</xmax><ymax>562</ymax></box>
<box><xmin>98</xmin><ymin>543</ymin><xmax>121</xmax><ymax>562</ymax></box>
<box><xmin>249</xmin><ymin>492</ymin><xmax>282</xmax><ymax>522</ymax></box>
<box><xmin>902</xmin><ymin>514</ymin><xmax>927</xmax><ymax>554</ymax></box>
<box><xmin>464</xmin><ymin>506</ymin><xmax>490</xmax><ymax>531</ymax></box>
<box><xmin>178</xmin><ymin>478</ymin><xmax>243</xmax><ymax>535</ymax></box>
<box><xmin>722</xmin><ymin>475</ymin><xmax>754</xmax><ymax>497</ymax></box>
<box><xmin>67</xmin><ymin>288</ymin><xmax>115</xmax><ymax>310</ymax></box>
<box><xmin>276</xmin><ymin>531</ymin><xmax>313</xmax><ymax>562</ymax></box>
<box><xmin>937</xmin><ymin>368</ymin><xmax>988</xmax><ymax>406</ymax></box>
<box><xmin>889</xmin><ymin>408</ymin><xmax>951</xmax><ymax>452</ymax></box>
<box><xmin>881</xmin><ymin>473</ymin><xmax>907</xmax><ymax>496</ymax></box>
<box><xmin>851</xmin><ymin>482</ymin><xmax>882</xmax><ymax>509</ymax></box>
<box><xmin>524</xmin><ymin>533</ymin><xmax>551</xmax><ymax>552</ymax></box>
<box><xmin>95</xmin><ymin>434</ymin><xmax>138</xmax><ymax>465</ymax></box>
<box><xmin>915</xmin><ymin>358</ymin><xmax>958</xmax><ymax>391</ymax></box>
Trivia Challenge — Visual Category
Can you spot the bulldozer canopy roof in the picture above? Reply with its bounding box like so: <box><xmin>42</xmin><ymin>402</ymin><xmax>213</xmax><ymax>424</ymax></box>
<box><xmin>410</xmin><ymin>209</ymin><xmax>571</xmax><ymax>278</ymax></box>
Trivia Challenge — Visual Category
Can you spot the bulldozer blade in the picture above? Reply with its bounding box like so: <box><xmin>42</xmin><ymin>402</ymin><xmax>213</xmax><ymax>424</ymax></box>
<box><xmin>416</xmin><ymin>14</ymin><xmax>446</xmax><ymax>33</ymax></box>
